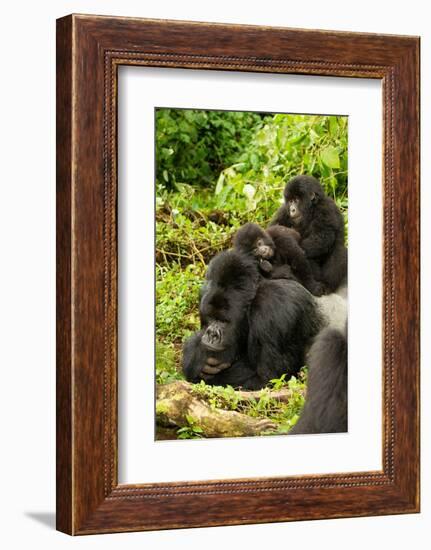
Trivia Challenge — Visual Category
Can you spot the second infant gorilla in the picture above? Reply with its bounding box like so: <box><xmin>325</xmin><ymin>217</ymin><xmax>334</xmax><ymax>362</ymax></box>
<box><xmin>233</xmin><ymin>222</ymin><xmax>325</xmax><ymax>296</ymax></box>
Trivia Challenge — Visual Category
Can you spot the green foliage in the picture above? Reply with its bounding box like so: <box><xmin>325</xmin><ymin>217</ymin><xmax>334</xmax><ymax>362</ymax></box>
<box><xmin>155</xmin><ymin>341</ymin><xmax>183</xmax><ymax>385</ymax></box>
<box><xmin>241</xmin><ymin>370</ymin><xmax>307</xmax><ymax>434</ymax></box>
<box><xmin>156</xmin><ymin>202</ymin><xmax>237</xmax><ymax>267</ymax></box>
<box><xmin>213</xmin><ymin>114</ymin><xmax>348</xmax><ymax>223</ymax></box>
<box><xmin>270</xmin><ymin>373</ymin><xmax>288</xmax><ymax>391</ymax></box>
<box><xmin>179</xmin><ymin>370</ymin><xmax>308</xmax><ymax>438</ymax></box>
<box><xmin>271</xmin><ymin>372</ymin><xmax>308</xmax><ymax>434</ymax></box>
<box><xmin>156</xmin><ymin>108</ymin><xmax>265</xmax><ymax>190</ymax></box>
<box><xmin>192</xmin><ymin>381</ymin><xmax>241</xmax><ymax>411</ymax></box>
<box><xmin>177</xmin><ymin>414</ymin><xmax>205</xmax><ymax>440</ymax></box>
<box><xmin>156</xmin><ymin>262</ymin><xmax>204</xmax><ymax>343</ymax></box>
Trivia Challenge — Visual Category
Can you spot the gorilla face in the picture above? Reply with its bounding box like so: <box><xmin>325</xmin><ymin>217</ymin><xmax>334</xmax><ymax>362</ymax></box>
<box><xmin>252</xmin><ymin>235</ymin><xmax>274</xmax><ymax>260</ymax></box>
<box><xmin>283</xmin><ymin>175</ymin><xmax>324</xmax><ymax>226</ymax></box>
<box><xmin>233</xmin><ymin>223</ymin><xmax>275</xmax><ymax>260</ymax></box>
<box><xmin>285</xmin><ymin>197</ymin><xmax>303</xmax><ymax>224</ymax></box>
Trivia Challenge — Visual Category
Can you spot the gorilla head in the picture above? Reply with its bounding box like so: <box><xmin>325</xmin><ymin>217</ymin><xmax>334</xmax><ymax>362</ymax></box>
<box><xmin>283</xmin><ymin>175</ymin><xmax>325</xmax><ymax>227</ymax></box>
<box><xmin>199</xmin><ymin>250</ymin><xmax>260</xmax><ymax>360</ymax></box>
<box><xmin>233</xmin><ymin>222</ymin><xmax>276</xmax><ymax>274</ymax></box>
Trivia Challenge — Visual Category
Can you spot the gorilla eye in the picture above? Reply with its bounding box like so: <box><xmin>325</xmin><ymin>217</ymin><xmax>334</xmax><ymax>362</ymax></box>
<box><xmin>256</xmin><ymin>239</ymin><xmax>264</xmax><ymax>247</ymax></box>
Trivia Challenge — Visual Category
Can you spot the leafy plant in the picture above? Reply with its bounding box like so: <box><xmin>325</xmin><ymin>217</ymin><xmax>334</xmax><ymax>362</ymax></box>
<box><xmin>177</xmin><ymin>414</ymin><xmax>204</xmax><ymax>439</ymax></box>
<box><xmin>192</xmin><ymin>381</ymin><xmax>241</xmax><ymax>411</ymax></box>
<box><xmin>156</xmin><ymin>108</ymin><xmax>266</xmax><ymax>190</ymax></box>
<box><xmin>155</xmin><ymin>341</ymin><xmax>183</xmax><ymax>385</ymax></box>
<box><xmin>213</xmin><ymin>114</ymin><xmax>348</xmax><ymax>223</ymax></box>
<box><xmin>156</xmin><ymin>262</ymin><xmax>204</xmax><ymax>342</ymax></box>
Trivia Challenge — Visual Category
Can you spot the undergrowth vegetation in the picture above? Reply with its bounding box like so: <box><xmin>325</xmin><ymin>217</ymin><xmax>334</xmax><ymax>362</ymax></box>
<box><xmin>155</xmin><ymin>108</ymin><xmax>348</xmax><ymax>439</ymax></box>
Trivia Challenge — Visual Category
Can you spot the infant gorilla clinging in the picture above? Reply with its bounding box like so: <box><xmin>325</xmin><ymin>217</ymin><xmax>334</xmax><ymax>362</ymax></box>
<box><xmin>233</xmin><ymin>222</ymin><xmax>325</xmax><ymax>296</ymax></box>
<box><xmin>271</xmin><ymin>175</ymin><xmax>347</xmax><ymax>292</ymax></box>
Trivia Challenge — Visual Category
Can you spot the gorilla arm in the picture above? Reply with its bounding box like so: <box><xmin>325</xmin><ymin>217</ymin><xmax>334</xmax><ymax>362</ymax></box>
<box><xmin>300</xmin><ymin>222</ymin><xmax>337</xmax><ymax>258</ymax></box>
<box><xmin>182</xmin><ymin>331</ymin><xmax>265</xmax><ymax>390</ymax></box>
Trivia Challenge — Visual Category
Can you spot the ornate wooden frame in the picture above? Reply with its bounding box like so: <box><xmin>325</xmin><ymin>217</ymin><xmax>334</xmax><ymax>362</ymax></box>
<box><xmin>56</xmin><ymin>14</ymin><xmax>420</xmax><ymax>534</ymax></box>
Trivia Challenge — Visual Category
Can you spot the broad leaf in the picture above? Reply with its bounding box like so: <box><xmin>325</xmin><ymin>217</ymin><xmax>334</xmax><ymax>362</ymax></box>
<box><xmin>320</xmin><ymin>146</ymin><xmax>340</xmax><ymax>169</ymax></box>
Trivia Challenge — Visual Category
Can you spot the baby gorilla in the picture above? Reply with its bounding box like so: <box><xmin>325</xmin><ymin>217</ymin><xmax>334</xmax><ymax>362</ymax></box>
<box><xmin>233</xmin><ymin>222</ymin><xmax>325</xmax><ymax>296</ymax></box>
<box><xmin>271</xmin><ymin>175</ymin><xmax>347</xmax><ymax>292</ymax></box>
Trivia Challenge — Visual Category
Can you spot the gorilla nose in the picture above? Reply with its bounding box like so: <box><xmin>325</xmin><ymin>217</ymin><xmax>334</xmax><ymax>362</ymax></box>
<box><xmin>290</xmin><ymin>205</ymin><xmax>297</xmax><ymax>216</ymax></box>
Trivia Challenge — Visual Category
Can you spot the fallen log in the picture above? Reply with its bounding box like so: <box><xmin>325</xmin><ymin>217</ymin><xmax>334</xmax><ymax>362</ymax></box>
<box><xmin>235</xmin><ymin>387</ymin><xmax>305</xmax><ymax>403</ymax></box>
<box><xmin>156</xmin><ymin>381</ymin><xmax>277</xmax><ymax>438</ymax></box>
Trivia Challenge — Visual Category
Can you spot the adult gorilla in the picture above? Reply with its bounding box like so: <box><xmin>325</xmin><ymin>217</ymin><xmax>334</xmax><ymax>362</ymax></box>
<box><xmin>182</xmin><ymin>249</ymin><xmax>343</xmax><ymax>390</ymax></box>
<box><xmin>289</xmin><ymin>323</ymin><xmax>348</xmax><ymax>434</ymax></box>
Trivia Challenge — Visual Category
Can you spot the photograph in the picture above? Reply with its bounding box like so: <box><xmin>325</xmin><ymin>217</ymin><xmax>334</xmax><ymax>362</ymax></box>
<box><xmin>155</xmin><ymin>107</ymin><xmax>348</xmax><ymax>440</ymax></box>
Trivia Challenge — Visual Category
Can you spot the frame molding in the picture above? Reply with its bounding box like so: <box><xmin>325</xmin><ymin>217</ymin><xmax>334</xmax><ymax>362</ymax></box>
<box><xmin>56</xmin><ymin>14</ymin><xmax>420</xmax><ymax>534</ymax></box>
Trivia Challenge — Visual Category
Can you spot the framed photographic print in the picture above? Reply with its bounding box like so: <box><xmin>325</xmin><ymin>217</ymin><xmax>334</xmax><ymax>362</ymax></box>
<box><xmin>56</xmin><ymin>14</ymin><xmax>420</xmax><ymax>535</ymax></box>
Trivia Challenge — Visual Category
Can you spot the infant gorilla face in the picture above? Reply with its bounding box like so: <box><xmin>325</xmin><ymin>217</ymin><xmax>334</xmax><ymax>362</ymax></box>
<box><xmin>283</xmin><ymin>175</ymin><xmax>324</xmax><ymax>226</ymax></box>
<box><xmin>252</xmin><ymin>236</ymin><xmax>274</xmax><ymax>260</ymax></box>
<box><xmin>232</xmin><ymin>222</ymin><xmax>275</xmax><ymax>273</ymax></box>
<box><xmin>233</xmin><ymin>223</ymin><xmax>274</xmax><ymax>259</ymax></box>
<box><xmin>286</xmin><ymin>197</ymin><xmax>303</xmax><ymax>223</ymax></box>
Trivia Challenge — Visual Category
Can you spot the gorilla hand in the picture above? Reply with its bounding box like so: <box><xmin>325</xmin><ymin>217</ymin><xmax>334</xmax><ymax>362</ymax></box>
<box><xmin>201</xmin><ymin>356</ymin><xmax>231</xmax><ymax>380</ymax></box>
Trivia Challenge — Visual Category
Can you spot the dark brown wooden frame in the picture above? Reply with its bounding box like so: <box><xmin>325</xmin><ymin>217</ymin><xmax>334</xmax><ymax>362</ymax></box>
<box><xmin>56</xmin><ymin>14</ymin><xmax>420</xmax><ymax>535</ymax></box>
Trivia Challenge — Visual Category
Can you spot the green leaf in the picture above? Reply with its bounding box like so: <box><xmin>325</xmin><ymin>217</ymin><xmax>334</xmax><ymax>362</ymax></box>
<box><xmin>215</xmin><ymin>172</ymin><xmax>225</xmax><ymax>195</ymax></box>
<box><xmin>185</xmin><ymin>414</ymin><xmax>197</xmax><ymax>426</ymax></box>
<box><xmin>320</xmin><ymin>146</ymin><xmax>340</xmax><ymax>169</ymax></box>
<box><xmin>243</xmin><ymin>184</ymin><xmax>256</xmax><ymax>201</ymax></box>
<box><xmin>215</xmin><ymin>185</ymin><xmax>231</xmax><ymax>208</ymax></box>
<box><xmin>329</xmin><ymin>116</ymin><xmax>338</xmax><ymax>137</ymax></box>
<box><xmin>192</xmin><ymin>426</ymin><xmax>204</xmax><ymax>433</ymax></box>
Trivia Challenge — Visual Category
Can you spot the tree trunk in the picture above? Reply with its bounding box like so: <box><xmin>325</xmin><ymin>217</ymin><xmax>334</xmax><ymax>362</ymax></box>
<box><xmin>156</xmin><ymin>381</ymin><xmax>279</xmax><ymax>438</ymax></box>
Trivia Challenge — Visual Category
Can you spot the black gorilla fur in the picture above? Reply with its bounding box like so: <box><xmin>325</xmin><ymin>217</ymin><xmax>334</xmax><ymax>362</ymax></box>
<box><xmin>182</xmin><ymin>249</ymin><xmax>323</xmax><ymax>390</ymax></box>
<box><xmin>233</xmin><ymin>222</ymin><xmax>325</xmax><ymax>296</ymax></box>
<box><xmin>271</xmin><ymin>175</ymin><xmax>347</xmax><ymax>292</ymax></box>
<box><xmin>290</xmin><ymin>323</ymin><xmax>347</xmax><ymax>434</ymax></box>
